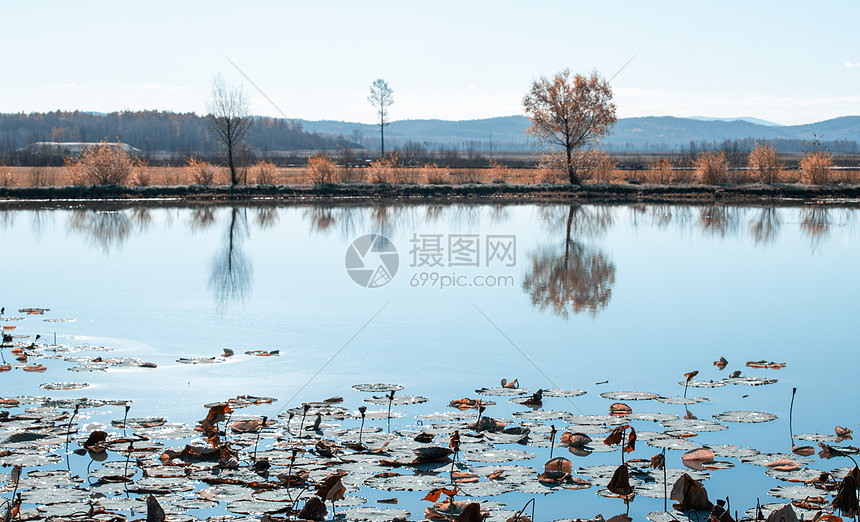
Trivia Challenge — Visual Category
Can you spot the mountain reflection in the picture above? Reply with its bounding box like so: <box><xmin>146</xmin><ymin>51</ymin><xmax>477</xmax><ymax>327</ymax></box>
<box><xmin>208</xmin><ymin>207</ymin><xmax>252</xmax><ymax>309</ymax></box>
<box><xmin>523</xmin><ymin>205</ymin><xmax>616</xmax><ymax>318</ymax></box>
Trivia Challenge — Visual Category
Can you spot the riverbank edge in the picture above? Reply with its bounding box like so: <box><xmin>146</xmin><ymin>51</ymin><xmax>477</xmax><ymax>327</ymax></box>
<box><xmin>1</xmin><ymin>182</ymin><xmax>859</xmax><ymax>207</ymax></box>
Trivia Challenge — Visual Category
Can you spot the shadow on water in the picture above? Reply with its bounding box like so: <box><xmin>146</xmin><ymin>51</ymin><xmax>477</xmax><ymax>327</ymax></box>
<box><xmin>208</xmin><ymin>207</ymin><xmax>252</xmax><ymax>311</ymax></box>
<box><xmin>522</xmin><ymin>205</ymin><xmax>617</xmax><ymax>318</ymax></box>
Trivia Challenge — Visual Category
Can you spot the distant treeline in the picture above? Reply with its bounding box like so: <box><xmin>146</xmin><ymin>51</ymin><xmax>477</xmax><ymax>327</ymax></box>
<box><xmin>0</xmin><ymin>111</ymin><xmax>355</xmax><ymax>166</ymax></box>
<box><xmin>2</xmin><ymin>110</ymin><xmax>859</xmax><ymax>168</ymax></box>
<box><xmin>609</xmin><ymin>137</ymin><xmax>859</xmax><ymax>156</ymax></box>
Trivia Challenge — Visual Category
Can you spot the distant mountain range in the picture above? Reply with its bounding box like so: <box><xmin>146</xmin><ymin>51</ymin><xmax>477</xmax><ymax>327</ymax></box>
<box><xmin>298</xmin><ymin>115</ymin><xmax>860</xmax><ymax>152</ymax></box>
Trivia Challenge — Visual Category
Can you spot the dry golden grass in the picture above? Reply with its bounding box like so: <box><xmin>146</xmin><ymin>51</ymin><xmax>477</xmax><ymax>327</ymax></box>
<box><xmin>2</xmin><ymin>162</ymin><xmax>858</xmax><ymax>188</ymax></box>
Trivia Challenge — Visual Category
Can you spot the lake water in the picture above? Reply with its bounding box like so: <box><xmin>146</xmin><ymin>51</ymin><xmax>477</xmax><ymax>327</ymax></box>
<box><xmin>1</xmin><ymin>201</ymin><xmax>858</xmax><ymax>521</ymax></box>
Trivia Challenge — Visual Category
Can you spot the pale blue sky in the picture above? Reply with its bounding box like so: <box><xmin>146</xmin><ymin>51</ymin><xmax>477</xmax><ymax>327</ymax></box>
<box><xmin>3</xmin><ymin>1</ymin><xmax>858</xmax><ymax>125</ymax></box>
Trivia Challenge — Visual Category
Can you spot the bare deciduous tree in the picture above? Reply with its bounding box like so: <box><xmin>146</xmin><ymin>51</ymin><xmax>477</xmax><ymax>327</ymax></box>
<box><xmin>206</xmin><ymin>76</ymin><xmax>250</xmax><ymax>186</ymax></box>
<box><xmin>368</xmin><ymin>79</ymin><xmax>394</xmax><ymax>158</ymax></box>
<box><xmin>523</xmin><ymin>69</ymin><xmax>616</xmax><ymax>184</ymax></box>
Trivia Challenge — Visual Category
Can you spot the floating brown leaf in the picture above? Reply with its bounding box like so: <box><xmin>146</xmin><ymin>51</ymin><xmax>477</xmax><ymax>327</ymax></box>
<box><xmin>792</xmin><ymin>445</ymin><xmax>816</xmax><ymax>457</ymax></box>
<box><xmin>670</xmin><ymin>472</ymin><xmax>713</xmax><ymax>511</ymax></box>
<box><xmin>465</xmin><ymin>416</ymin><xmax>505</xmax><ymax>432</ymax></box>
<box><xmin>766</xmin><ymin>458</ymin><xmax>800</xmax><ymax>472</ymax></box>
<box><xmin>545</xmin><ymin>456</ymin><xmax>573</xmax><ymax>474</ymax></box>
<box><xmin>414</xmin><ymin>432</ymin><xmax>434</xmax><ymax>443</ymax></box>
<box><xmin>561</xmin><ymin>431</ymin><xmax>592</xmax><ymax>448</ymax></box>
<box><xmin>746</xmin><ymin>360</ymin><xmax>786</xmax><ymax>369</ymax></box>
<box><xmin>835</xmin><ymin>426</ymin><xmax>853</xmax><ymax>442</ymax></box>
<box><xmin>449</xmin><ymin>398</ymin><xmax>495</xmax><ymax>410</ymax></box>
<box><xmin>277</xmin><ymin>469</ymin><xmax>309</xmax><ymax>486</ymax></box>
<box><xmin>610</xmin><ymin>403</ymin><xmax>632</xmax><ymax>416</ymax></box>
<box><xmin>426</xmin><ymin>500</ymin><xmax>480</xmax><ymax>521</ymax></box>
<box><xmin>487</xmin><ymin>469</ymin><xmax>505</xmax><ymax>480</ymax></box>
<box><xmin>451</xmin><ymin>471</ymin><xmax>478</xmax><ymax>483</ymax></box>
<box><xmin>231</xmin><ymin>419</ymin><xmax>263</xmax><ymax>433</ymax></box>
<box><xmin>415</xmin><ymin>446</ymin><xmax>454</xmax><ymax>463</ymax></box>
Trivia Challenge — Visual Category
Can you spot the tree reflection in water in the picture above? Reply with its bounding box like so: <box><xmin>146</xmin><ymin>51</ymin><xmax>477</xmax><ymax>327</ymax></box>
<box><xmin>800</xmin><ymin>207</ymin><xmax>830</xmax><ymax>253</ymax></box>
<box><xmin>208</xmin><ymin>208</ymin><xmax>252</xmax><ymax>310</ymax></box>
<box><xmin>523</xmin><ymin>205</ymin><xmax>616</xmax><ymax>318</ymax></box>
<box><xmin>750</xmin><ymin>207</ymin><xmax>781</xmax><ymax>245</ymax></box>
<box><xmin>698</xmin><ymin>205</ymin><xmax>740</xmax><ymax>238</ymax></box>
<box><xmin>189</xmin><ymin>207</ymin><xmax>216</xmax><ymax>232</ymax></box>
<box><xmin>67</xmin><ymin>208</ymin><xmax>134</xmax><ymax>253</ymax></box>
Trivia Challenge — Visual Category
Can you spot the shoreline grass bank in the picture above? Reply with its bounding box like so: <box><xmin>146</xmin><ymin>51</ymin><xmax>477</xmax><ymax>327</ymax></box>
<box><xmin>1</xmin><ymin>182</ymin><xmax>860</xmax><ymax>207</ymax></box>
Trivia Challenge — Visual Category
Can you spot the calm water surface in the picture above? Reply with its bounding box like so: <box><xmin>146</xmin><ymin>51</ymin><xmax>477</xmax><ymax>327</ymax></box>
<box><xmin>1</xmin><ymin>202</ymin><xmax>858</xmax><ymax>520</ymax></box>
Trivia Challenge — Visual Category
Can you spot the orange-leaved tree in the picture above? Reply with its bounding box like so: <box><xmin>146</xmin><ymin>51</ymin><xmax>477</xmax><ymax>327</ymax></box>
<box><xmin>523</xmin><ymin>69</ymin><xmax>617</xmax><ymax>184</ymax></box>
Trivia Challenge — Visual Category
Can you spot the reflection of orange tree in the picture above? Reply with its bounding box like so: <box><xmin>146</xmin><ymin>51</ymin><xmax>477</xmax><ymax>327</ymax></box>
<box><xmin>800</xmin><ymin>207</ymin><xmax>830</xmax><ymax>252</ymax></box>
<box><xmin>67</xmin><ymin>208</ymin><xmax>140</xmax><ymax>254</ymax></box>
<box><xmin>523</xmin><ymin>206</ymin><xmax>616</xmax><ymax>318</ymax></box>
<box><xmin>749</xmin><ymin>207</ymin><xmax>781</xmax><ymax>245</ymax></box>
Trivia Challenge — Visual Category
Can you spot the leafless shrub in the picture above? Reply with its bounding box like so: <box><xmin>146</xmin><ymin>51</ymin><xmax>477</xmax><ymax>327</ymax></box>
<box><xmin>68</xmin><ymin>141</ymin><xmax>135</xmax><ymax>185</ymax></box>
<box><xmin>339</xmin><ymin>165</ymin><xmax>364</xmax><ymax>183</ymax></box>
<box><xmin>185</xmin><ymin>158</ymin><xmax>217</xmax><ymax>185</ymax></box>
<box><xmin>64</xmin><ymin>157</ymin><xmax>87</xmax><ymax>185</ymax></box>
<box><xmin>306</xmin><ymin>154</ymin><xmax>338</xmax><ymax>184</ymax></box>
<box><xmin>748</xmin><ymin>143</ymin><xmax>782</xmax><ymax>184</ymax></box>
<box><xmin>695</xmin><ymin>151</ymin><xmax>729</xmax><ymax>184</ymax></box>
<box><xmin>1</xmin><ymin>170</ymin><xmax>13</xmax><ymax>187</ymax></box>
<box><xmin>131</xmin><ymin>160</ymin><xmax>152</xmax><ymax>186</ymax></box>
<box><xmin>587</xmin><ymin>150</ymin><xmax>616</xmax><ymax>184</ymax></box>
<box><xmin>421</xmin><ymin>163</ymin><xmax>447</xmax><ymax>184</ymax></box>
<box><xmin>367</xmin><ymin>155</ymin><xmax>405</xmax><ymax>184</ymax></box>
<box><xmin>250</xmin><ymin>160</ymin><xmax>278</xmax><ymax>185</ymax></box>
<box><xmin>27</xmin><ymin>165</ymin><xmax>50</xmax><ymax>186</ymax></box>
<box><xmin>538</xmin><ymin>153</ymin><xmax>567</xmax><ymax>183</ymax></box>
<box><xmin>449</xmin><ymin>168</ymin><xmax>481</xmax><ymax>184</ymax></box>
<box><xmin>646</xmin><ymin>158</ymin><xmax>674</xmax><ymax>184</ymax></box>
<box><xmin>487</xmin><ymin>160</ymin><xmax>512</xmax><ymax>183</ymax></box>
<box><xmin>799</xmin><ymin>151</ymin><xmax>833</xmax><ymax>185</ymax></box>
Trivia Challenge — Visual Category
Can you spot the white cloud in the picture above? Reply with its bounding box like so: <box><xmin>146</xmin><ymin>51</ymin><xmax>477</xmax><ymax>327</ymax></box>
<box><xmin>845</xmin><ymin>61</ymin><xmax>860</xmax><ymax>68</ymax></box>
